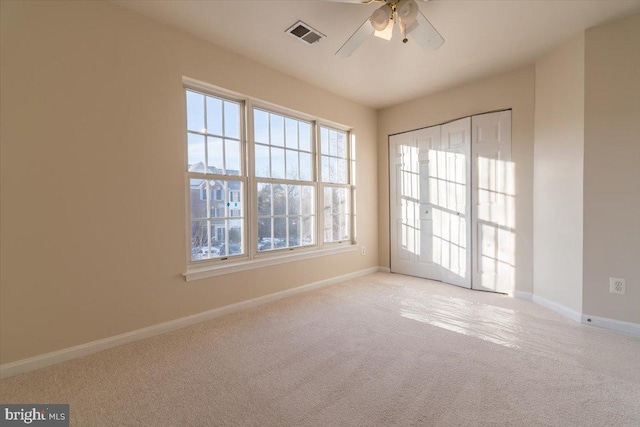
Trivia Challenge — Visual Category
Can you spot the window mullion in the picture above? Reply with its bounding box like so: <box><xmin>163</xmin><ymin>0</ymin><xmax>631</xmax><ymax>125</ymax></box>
<box><xmin>246</xmin><ymin>100</ymin><xmax>255</xmax><ymax>258</ymax></box>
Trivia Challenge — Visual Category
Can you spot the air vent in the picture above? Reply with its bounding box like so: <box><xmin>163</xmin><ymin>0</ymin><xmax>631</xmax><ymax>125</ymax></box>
<box><xmin>286</xmin><ymin>21</ymin><xmax>326</xmax><ymax>45</ymax></box>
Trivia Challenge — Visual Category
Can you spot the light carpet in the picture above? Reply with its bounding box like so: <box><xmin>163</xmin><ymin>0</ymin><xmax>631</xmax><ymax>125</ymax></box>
<box><xmin>1</xmin><ymin>272</ymin><xmax>639</xmax><ymax>426</ymax></box>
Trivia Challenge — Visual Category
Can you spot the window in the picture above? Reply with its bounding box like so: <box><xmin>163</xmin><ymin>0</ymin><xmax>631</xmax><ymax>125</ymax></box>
<box><xmin>186</xmin><ymin>90</ymin><xmax>245</xmax><ymax>261</ymax></box>
<box><xmin>254</xmin><ymin>109</ymin><xmax>315</xmax><ymax>252</ymax></box>
<box><xmin>320</xmin><ymin>126</ymin><xmax>353</xmax><ymax>243</ymax></box>
<box><xmin>185</xmin><ymin>83</ymin><xmax>355</xmax><ymax>268</ymax></box>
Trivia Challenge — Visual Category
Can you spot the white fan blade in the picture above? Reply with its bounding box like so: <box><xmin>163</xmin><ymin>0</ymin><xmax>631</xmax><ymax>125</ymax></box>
<box><xmin>335</xmin><ymin>18</ymin><xmax>375</xmax><ymax>58</ymax></box>
<box><xmin>410</xmin><ymin>11</ymin><xmax>444</xmax><ymax>50</ymax></box>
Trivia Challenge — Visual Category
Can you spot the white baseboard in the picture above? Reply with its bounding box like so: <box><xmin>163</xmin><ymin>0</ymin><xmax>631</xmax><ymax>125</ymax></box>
<box><xmin>514</xmin><ymin>292</ymin><xmax>640</xmax><ymax>337</ymax></box>
<box><xmin>581</xmin><ymin>314</ymin><xmax>640</xmax><ymax>337</ymax></box>
<box><xmin>378</xmin><ymin>267</ymin><xmax>391</xmax><ymax>273</ymax></box>
<box><xmin>512</xmin><ymin>291</ymin><xmax>533</xmax><ymax>301</ymax></box>
<box><xmin>530</xmin><ymin>294</ymin><xmax>583</xmax><ymax>323</ymax></box>
<box><xmin>0</xmin><ymin>267</ymin><xmax>380</xmax><ymax>379</ymax></box>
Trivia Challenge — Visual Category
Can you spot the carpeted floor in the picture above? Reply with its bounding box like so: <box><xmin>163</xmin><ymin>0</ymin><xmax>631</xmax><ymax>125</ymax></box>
<box><xmin>1</xmin><ymin>272</ymin><xmax>639</xmax><ymax>426</ymax></box>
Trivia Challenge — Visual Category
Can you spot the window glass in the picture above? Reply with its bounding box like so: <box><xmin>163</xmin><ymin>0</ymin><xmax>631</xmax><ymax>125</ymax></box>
<box><xmin>323</xmin><ymin>186</ymin><xmax>350</xmax><ymax>243</ymax></box>
<box><xmin>253</xmin><ymin>109</ymin><xmax>312</xmax><ymax>182</ymax></box>
<box><xmin>257</xmin><ymin>183</ymin><xmax>315</xmax><ymax>252</ymax></box>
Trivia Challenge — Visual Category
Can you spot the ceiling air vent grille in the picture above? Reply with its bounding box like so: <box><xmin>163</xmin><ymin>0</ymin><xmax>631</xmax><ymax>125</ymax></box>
<box><xmin>286</xmin><ymin>21</ymin><xmax>326</xmax><ymax>45</ymax></box>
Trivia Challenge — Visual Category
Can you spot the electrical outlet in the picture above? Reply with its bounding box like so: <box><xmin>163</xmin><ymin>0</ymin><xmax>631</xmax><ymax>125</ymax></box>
<box><xmin>361</xmin><ymin>246</ymin><xmax>366</xmax><ymax>256</ymax></box>
<box><xmin>609</xmin><ymin>277</ymin><xmax>626</xmax><ymax>295</ymax></box>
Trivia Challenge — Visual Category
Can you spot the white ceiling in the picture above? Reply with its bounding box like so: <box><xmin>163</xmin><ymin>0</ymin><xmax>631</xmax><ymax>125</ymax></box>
<box><xmin>115</xmin><ymin>0</ymin><xmax>640</xmax><ymax>109</ymax></box>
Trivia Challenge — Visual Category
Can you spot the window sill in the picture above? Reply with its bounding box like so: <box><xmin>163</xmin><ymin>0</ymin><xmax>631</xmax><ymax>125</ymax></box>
<box><xmin>184</xmin><ymin>244</ymin><xmax>358</xmax><ymax>282</ymax></box>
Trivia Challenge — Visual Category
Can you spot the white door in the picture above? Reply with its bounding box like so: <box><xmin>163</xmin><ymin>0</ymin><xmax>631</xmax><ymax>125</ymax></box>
<box><xmin>390</xmin><ymin>128</ymin><xmax>441</xmax><ymax>280</ymax></box>
<box><xmin>436</xmin><ymin>118</ymin><xmax>472</xmax><ymax>288</ymax></box>
<box><xmin>471</xmin><ymin>111</ymin><xmax>514</xmax><ymax>293</ymax></box>
<box><xmin>390</xmin><ymin>117</ymin><xmax>471</xmax><ymax>288</ymax></box>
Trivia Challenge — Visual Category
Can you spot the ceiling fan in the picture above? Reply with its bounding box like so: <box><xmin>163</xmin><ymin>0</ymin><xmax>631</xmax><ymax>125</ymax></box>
<box><xmin>330</xmin><ymin>0</ymin><xmax>444</xmax><ymax>58</ymax></box>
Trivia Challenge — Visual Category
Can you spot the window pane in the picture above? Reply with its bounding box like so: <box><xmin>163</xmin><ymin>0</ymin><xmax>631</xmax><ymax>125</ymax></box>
<box><xmin>301</xmin><ymin>186</ymin><xmax>314</xmax><ymax>215</ymax></box>
<box><xmin>206</xmin><ymin>96</ymin><xmax>222</xmax><ymax>136</ymax></box>
<box><xmin>190</xmin><ymin>179</ymin><xmax>207</xmax><ymax>219</ymax></box>
<box><xmin>320</xmin><ymin>126</ymin><xmax>349</xmax><ymax>185</ymax></box>
<box><xmin>337</xmin><ymin>131</ymin><xmax>346</xmax><ymax>157</ymax></box>
<box><xmin>299</xmin><ymin>122</ymin><xmax>311</xmax><ymax>152</ymax></box>
<box><xmin>336</xmin><ymin>215</ymin><xmax>349</xmax><ymax>241</ymax></box>
<box><xmin>288</xmin><ymin>185</ymin><xmax>300</xmax><ymax>215</ymax></box>
<box><xmin>321</xmin><ymin>155</ymin><xmax>329</xmax><ymax>183</ymax></box>
<box><xmin>337</xmin><ymin>158</ymin><xmax>347</xmax><ymax>184</ymax></box>
<box><xmin>324</xmin><ymin>187</ymin><xmax>349</xmax><ymax>243</ymax></box>
<box><xmin>186</xmin><ymin>91</ymin><xmax>205</xmax><ymax>132</ymax></box>
<box><xmin>208</xmin><ymin>181</ymin><xmax>223</xmax><ymax>218</ymax></box>
<box><xmin>228</xmin><ymin>181</ymin><xmax>242</xmax><ymax>215</ymax></box>
<box><xmin>300</xmin><ymin>152</ymin><xmax>312</xmax><ymax>181</ymax></box>
<box><xmin>207</xmin><ymin>137</ymin><xmax>223</xmax><ymax>174</ymax></box>
<box><xmin>288</xmin><ymin>217</ymin><xmax>300</xmax><ymax>247</ymax></box>
<box><xmin>228</xmin><ymin>219</ymin><xmax>243</xmax><ymax>254</ymax></box>
<box><xmin>224</xmin><ymin>101</ymin><xmax>240</xmax><ymax>139</ymax></box>
<box><xmin>273</xmin><ymin>184</ymin><xmax>286</xmax><ymax>216</ymax></box>
<box><xmin>271</xmin><ymin>147</ymin><xmax>285</xmax><ymax>179</ymax></box>
<box><xmin>211</xmin><ymin>220</ymin><xmax>226</xmax><ymax>256</ymax></box>
<box><xmin>329</xmin><ymin>130</ymin><xmax>337</xmax><ymax>156</ymax></box>
<box><xmin>286</xmin><ymin>150</ymin><xmax>299</xmax><ymax>180</ymax></box>
<box><xmin>254</xmin><ymin>109</ymin><xmax>269</xmax><ymax>144</ymax></box>
<box><xmin>270</xmin><ymin>114</ymin><xmax>284</xmax><ymax>147</ymax></box>
<box><xmin>274</xmin><ymin>217</ymin><xmax>286</xmax><ymax>247</ymax></box>
<box><xmin>329</xmin><ymin>157</ymin><xmax>337</xmax><ymax>183</ymax></box>
<box><xmin>225</xmin><ymin>139</ymin><xmax>240</xmax><ymax>175</ymax></box>
<box><xmin>285</xmin><ymin>118</ymin><xmax>298</xmax><ymax>149</ymax></box>
<box><xmin>258</xmin><ymin>218</ymin><xmax>272</xmax><ymax>252</ymax></box>
<box><xmin>257</xmin><ymin>183</ymin><xmax>271</xmax><ymax>216</ymax></box>
<box><xmin>320</xmin><ymin>127</ymin><xmax>328</xmax><ymax>154</ymax></box>
<box><xmin>255</xmin><ymin>144</ymin><xmax>270</xmax><ymax>178</ymax></box>
<box><xmin>188</xmin><ymin>133</ymin><xmax>205</xmax><ymax>172</ymax></box>
<box><xmin>190</xmin><ymin>220</ymin><xmax>209</xmax><ymax>260</ymax></box>
<box><xmin>302</xmin><ymin>216</ymin><xmax>314</xmax><ymax>246</ymax></box>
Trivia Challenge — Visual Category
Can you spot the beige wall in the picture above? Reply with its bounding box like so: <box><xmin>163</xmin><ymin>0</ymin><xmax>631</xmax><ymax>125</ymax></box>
<box><xmin>377</xmin><ymin>67</ymin><xmax>535</xmax><ymax>293</ymax></box>
<box><xmin>533</xmin><ymin>34</ymin><xmax>586</xmax><ymax>314</ymax></box>
<box><xmin>0</xmin><ymin>1</ymin><xmax>378</xmax><ymax>364</ymax></box>
<box><xmin>583</xmin><ymin>14</ymin><xmax>640</xmax><ymax>323</ymax></box>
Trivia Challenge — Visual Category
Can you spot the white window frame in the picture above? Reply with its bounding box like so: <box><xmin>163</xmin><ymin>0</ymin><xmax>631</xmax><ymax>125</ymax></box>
<box><xmin>318</xmin><ymin>124</ymin><xmax>354</xmax><ymax>245</ymax></box>
<box><xmin>183</xmin><ymin>77</ymin><xmax>357</xmax><ymax>281</ymax></box>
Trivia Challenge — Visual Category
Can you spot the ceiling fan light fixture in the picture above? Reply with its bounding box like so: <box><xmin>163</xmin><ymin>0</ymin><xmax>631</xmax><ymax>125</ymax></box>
<box><xmin>396</xmin><ymin>0</ymin><xmax>419</xmax><ymax>25</ymax></box>
<box><xmin>370</xmin><ymin>4</ymin><xmax>392</xmax><ymax>32</ymax></box>
<box><xmin>374</xmin><ymin>17</ymin><xmax>394</xmax><ymax>40</ymax></box>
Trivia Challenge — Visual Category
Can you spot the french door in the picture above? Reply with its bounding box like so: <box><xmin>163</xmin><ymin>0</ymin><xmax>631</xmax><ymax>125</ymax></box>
<box><xmin>389</xmin><ymin>111</ymin><xmax>513</xmax><ymax>293</ymax></box>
